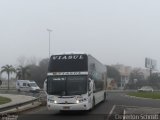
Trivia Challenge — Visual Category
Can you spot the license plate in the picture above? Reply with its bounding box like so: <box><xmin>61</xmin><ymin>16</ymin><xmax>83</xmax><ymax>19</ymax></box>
<box><xmin>63</xmin><ymin>106</ymin><xmax>70</xmax><ymax>110</ymax></box>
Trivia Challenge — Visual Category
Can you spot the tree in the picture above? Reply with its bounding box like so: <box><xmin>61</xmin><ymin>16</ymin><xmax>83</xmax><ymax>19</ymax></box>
<box><xmin>1</xmin><ymin>65</ymin><xmax>16</xmax><ymax>90</ymax></box>
<box><xmin>129</xmin><ymin>69</ymin><xmax>144</xmax><ymax>83</ymax></box>
<box><xmin>148</xmin><ymin>73</ymin><xmax>160</xmax><ymax>88</ymax></box>
<box><xmin>128</xmin><ymin>69</ymin><xmax>145</xmax><ymax>89</ymax></box>
<box><xmin>16</xmin><ymin>57</ymin><xmax>49</xmax><ymax>88</ymax></box>
<box><xmin>28</xmin><ymin>58</ymin><xmax>49</xmax><ymax>88</ymax></box>
<box><xmin>106</xmin><ymin>65</ymin><xmax>121</xmax><ymax>87</ymax></box>
<box><xmin>16</xmin><ymin>65</ymin><xmax>31</xmax><ymax>80</ymax></box>
<box><xmin>38</xmin><ymin>58</ymin><xmax>49</xmax><ymax>87</ymax></box>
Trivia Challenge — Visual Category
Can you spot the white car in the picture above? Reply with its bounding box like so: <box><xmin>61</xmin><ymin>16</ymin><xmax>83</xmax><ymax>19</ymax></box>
<box><xmin>138</xmin><ymin>86</ymin><xmax>153</xmax><ymax>92</ymax></box>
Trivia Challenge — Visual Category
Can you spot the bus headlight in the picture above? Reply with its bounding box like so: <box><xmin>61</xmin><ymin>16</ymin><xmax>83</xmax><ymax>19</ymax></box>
<box><xmin>76</xmin><ymin>98</ymin><xmax>88</xmax><ymax>103</ymax></box>
<box><xmin>76</xmin><ymin>100</ymin><xmax>80</xmax><ymax>104</ymax></box>
<box><xmin>54</xmin><ymin>100</ymin><xmax>57</xmax><ymax>104</ymax></box>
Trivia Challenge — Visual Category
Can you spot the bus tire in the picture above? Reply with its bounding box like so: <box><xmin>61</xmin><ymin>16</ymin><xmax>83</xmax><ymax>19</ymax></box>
<box><xmin>92</xmin><ymin>97</ymin><xmax>95</xmax><ymax>109</ymax></box>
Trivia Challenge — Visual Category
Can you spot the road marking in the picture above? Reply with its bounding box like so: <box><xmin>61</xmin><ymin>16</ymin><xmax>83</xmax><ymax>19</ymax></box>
<box><xmin>116</xmin><ymin>104</ymin><xmax>160</xmax><ymax>110</ymax></box>
<box><xmin>106</xmin><ymin>105</ymin><xmax>116</xmax><ymax>120</ymax></box>
<box><xmin>123</xmin><ymin>109</ymin><xmax>126</xmax><ymax>120</ymax></box>
<box><xmin>109</xmin><ymin>104</ymin><xmax>116</xmax><ymax>115</ymax></box>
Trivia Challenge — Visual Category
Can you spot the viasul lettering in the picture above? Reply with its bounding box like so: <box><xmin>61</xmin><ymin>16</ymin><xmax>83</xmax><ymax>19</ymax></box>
<box><xmin>52</xmin><ymin>55</ymin><xmax>84</xmax><ymax>60</ymax></box>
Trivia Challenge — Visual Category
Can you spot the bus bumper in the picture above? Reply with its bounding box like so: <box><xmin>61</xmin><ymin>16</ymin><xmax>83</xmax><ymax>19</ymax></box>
<box><xmin>47</xmin><ymin>102</ymin><xmax>90</xmax><ymax>111</ymax></box>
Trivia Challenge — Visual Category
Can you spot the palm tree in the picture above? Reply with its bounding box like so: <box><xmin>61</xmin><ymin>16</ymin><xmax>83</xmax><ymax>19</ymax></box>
<box><xmin>1</xmin><ymin>65</ymin><xmax>16</xmax><ymax>90</ymax></box>
<box><xmin>16</xmin><ymin>65</ymin><xmax>30</xmax><ymax>80</ymax></box>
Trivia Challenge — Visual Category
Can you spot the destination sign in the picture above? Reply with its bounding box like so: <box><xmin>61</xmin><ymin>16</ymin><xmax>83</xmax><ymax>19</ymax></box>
<box><xmin>48</xmin><ymin>72</ymin><xmax>88</xmax><ymax>76</ymax></box>
<box><xmin>48</xmin><ymin>54</ymin><xmax>88</xmax><ymax>72</ymax></box>
<box><xmin>52</xmin><ymin>55</ymin><xmax>84</xmax><ymax>60</ymax></box>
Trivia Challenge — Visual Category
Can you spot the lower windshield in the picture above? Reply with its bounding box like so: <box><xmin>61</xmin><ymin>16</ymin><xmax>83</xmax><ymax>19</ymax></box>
<box><xmin>47</xmin><ymin>76</ymin><xmax>66</xmax><ymax>95</ymax></box>
<box><xmin>47</xmin><ymin>75</ymin><xmax>87</xmax><ymax>96</ymax></box>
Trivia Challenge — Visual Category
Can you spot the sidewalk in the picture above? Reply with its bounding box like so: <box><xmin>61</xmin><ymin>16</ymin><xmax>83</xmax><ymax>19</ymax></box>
<box><xmin>0</xmin><ymin>94</ymin><xmax>41</xmax><ymax>113</ymax></box>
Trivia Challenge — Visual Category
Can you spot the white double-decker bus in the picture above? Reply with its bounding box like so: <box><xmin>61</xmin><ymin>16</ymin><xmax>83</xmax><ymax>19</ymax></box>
<box><xmin>46</xmin><ymin>53</ymin><xmax>107</xmax><ymax>111</ymax></box>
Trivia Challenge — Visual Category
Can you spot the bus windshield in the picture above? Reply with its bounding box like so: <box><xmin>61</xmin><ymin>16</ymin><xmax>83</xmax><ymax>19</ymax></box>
<box><xmin>47</xmin><ymin>76</ymin><xmax>87</xmax><ymax>96</ymax></box>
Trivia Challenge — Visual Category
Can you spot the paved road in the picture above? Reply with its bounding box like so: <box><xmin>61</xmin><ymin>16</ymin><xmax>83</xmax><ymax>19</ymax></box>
<box><xmin>110</xmin><ymin>92</ymin><xmax>160</xmax><ymax>108</ymax></box>
<box><xmin>17</xmin><ymin>92</ymin><xmax>160</xmax><ymax>120</ymax></box>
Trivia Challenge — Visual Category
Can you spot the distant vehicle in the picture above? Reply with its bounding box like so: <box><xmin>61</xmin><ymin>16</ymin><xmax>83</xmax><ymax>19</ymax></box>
<box><xmin>138</xmin><ymin>86</ymin><xmax>153</xmax><ymax>92</ymax></box>
<box><xmin>16</xmin><ymin>80</ymin><xmax>40</xmax><ymax>92</ymax></box>
<box><xmin>45</xmin><ymin>53</ymin><xmax>107</xmax><ymax>111</ymax></box>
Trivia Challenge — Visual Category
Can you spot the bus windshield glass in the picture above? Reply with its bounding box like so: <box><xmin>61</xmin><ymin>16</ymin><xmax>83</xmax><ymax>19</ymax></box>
<box><xmin>47</xmin><ymin>76</ymin><xmax>87</xmax><ymax>96</ymax></box>
<box><xmin>67</xmin><ymin>76</ymin><xmax>87</xmax><ymax>95</ymax></box>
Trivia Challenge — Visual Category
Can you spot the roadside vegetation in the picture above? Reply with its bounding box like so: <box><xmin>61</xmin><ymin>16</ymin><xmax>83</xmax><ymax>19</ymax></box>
<box><xmin>0</xmin><ymin>57</ymin><xmax>49</xmax><ymax>89</ymax></box>
<box><xmin>128</xmin><ymin>92</ymin><xmax>160</xmax><ymax>99</ymax></box>
<box><xmin>0</xmin><ymin>96</ymin><xmax>11</xmax><ymax>105</ymax></box>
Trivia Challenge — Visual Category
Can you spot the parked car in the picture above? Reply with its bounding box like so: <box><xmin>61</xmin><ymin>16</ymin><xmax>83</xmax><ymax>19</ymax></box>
<box><xmin>138</xmin><ymin>86</ymin><xmax>153</xmax><ymax>92</ymax></box>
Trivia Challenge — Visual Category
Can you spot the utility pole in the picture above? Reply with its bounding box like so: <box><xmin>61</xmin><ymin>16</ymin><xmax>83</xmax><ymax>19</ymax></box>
<box><xmin>47</xmin><ymin>29</ymin><xmax>53</xmax><ymax>58</ymax></box>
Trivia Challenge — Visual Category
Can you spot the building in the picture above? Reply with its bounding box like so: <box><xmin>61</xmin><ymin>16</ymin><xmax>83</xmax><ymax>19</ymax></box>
<box><xmin>111</xmin><ymin>64</ymin><xmax>151</xmax><ymax>89</ymax></box>
<box><xmin>112</xmin><ymin>64</ymin><xmax>132</xmax><ymax>89</ymax></box>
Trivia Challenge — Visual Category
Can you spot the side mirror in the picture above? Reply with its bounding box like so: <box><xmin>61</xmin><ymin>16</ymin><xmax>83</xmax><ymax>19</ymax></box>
<box><xmin>88</xmin><ymin>79</ymin><xmax>92</xmax><ymax>91</ymax></box>
<box><xmin>88</xmin><ymin>86</ymin><xmax>91</xmax><ymax>91</ymax></box>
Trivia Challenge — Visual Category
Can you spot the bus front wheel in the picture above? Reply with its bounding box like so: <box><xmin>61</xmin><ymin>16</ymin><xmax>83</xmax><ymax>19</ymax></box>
<box><xmin>103</xmin><ymin>92</ymin><xmax>106</xmax><ymax>102</ymax></box>
<box><xmin>92</xmin><ymin>97</ymin><xmax>95</xmax><ymax>109</ymax></box>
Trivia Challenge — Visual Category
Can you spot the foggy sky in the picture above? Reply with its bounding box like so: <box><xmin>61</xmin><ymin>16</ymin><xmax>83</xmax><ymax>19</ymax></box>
<box><xmin>1</xmin><ymin>0</ymin><xmax>160</xmax><ymax>70</ymax></box>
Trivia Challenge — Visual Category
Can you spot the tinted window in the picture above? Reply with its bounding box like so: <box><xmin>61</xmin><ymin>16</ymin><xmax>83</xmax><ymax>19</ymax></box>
<box><xmin>47</xmin><ymin>76</ymin><xmax>66</xmax><ymax>95</ymax></box>
<box><xmin>66</xmin><ymin>76</ymin><xmax>87</xmax><ymax>95</ymax></box>
<box><xmin>47</xmin><ymin>75</ymin><xmax>87</xmax><ymax>95</ymax></box>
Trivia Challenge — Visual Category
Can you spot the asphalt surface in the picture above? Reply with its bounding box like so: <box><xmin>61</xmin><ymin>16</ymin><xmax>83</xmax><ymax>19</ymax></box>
<box><xmin>15</xmin><ymin>92</ymin><xmax>160</xmax><ymax>120</ymax></box>
<box><xmin>17</xmin><ymin>93</ymin><xmax>113</xmax><ymax>120</ymax></box>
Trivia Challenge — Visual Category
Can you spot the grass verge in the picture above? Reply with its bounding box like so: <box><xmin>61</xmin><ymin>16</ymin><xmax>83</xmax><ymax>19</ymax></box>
<box><xmin>0</xmin><ymin>96</ymin><xmax>11</xmax><ymax>105</ymax></box>
<box><xmin>127</xmin><ymin>92</ymin><xmax>160</xmax><ymax>99</ymax></box>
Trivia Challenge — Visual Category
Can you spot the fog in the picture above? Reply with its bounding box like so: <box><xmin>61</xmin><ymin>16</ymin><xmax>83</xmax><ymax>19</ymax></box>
<box><xmin>0</xmin><ymin>0</ymin><xmax>160</xmax><ymax>69</ymax></box>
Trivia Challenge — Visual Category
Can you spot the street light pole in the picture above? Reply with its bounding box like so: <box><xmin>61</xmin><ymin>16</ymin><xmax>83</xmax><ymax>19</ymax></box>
<box><xmin>47</xmin><ymin>29</ymin><xmax>52</xmax><ymax>58</ymax></box>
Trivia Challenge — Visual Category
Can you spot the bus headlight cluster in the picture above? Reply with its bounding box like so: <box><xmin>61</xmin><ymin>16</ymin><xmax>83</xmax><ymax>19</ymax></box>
<box><xmin>76</xmin><ymin>100</ymin><xmax>80</xmax><ymax>104</ymax></box>
<box><xmin>76</xmin><ymin>98</ymin><xmax>87</xmax><ymax>103</ymax></box>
